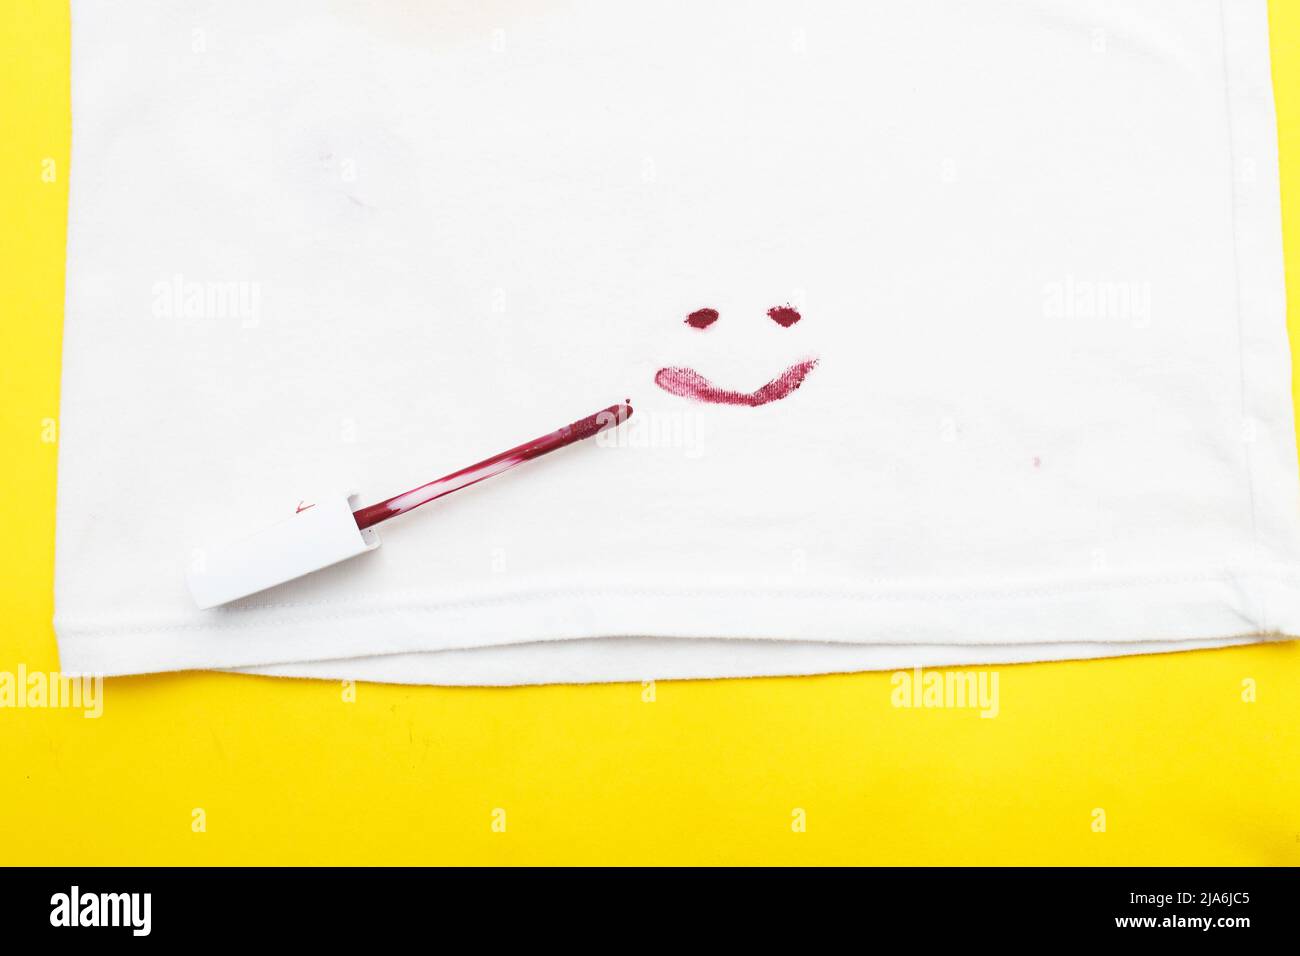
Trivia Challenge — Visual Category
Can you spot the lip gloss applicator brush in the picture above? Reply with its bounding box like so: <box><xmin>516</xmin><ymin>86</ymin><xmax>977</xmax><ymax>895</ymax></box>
<box><xmin>351</xmin><ymin>400</ymin><xmax>632</xmax><ymax>530</ymax></box>
<box><xmin>186</xmin><ymin>400</ymin><xmax>633</xmax><ymax>609</ymax></box>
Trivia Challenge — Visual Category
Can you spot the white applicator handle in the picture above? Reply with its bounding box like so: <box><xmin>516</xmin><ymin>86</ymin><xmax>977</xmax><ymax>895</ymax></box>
<box><xmin>187</xmin><ymin>493</ymin><xmax>380</xmax><ymax>609</ymax></box>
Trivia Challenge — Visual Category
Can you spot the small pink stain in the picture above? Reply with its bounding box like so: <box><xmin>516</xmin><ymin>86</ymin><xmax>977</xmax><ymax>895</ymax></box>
<box><xmin>1033</xmin><ymin>456</ymin><xmax>1041</xmax><ymax>469</ymax></box>
<box><xmin>685</xmin><ymin>308</ymin><xmax>719</xmax><ymax>329</ymax></box>
<box><xmin>767</xmin><ymin>305</ymin><xmax>802</xmax><ymax>327</ymax></box>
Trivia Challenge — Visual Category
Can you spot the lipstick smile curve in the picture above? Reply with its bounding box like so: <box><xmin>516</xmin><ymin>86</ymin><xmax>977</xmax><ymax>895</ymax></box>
<box><xmin>653</xmin><ymin>358</ymin><xmax>819</xmax><ymax>407</ymax></box>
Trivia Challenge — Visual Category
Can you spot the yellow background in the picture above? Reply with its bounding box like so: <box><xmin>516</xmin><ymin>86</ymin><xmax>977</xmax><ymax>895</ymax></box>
<box><xmin>2</xmin><ymin>1</ymin><xmax>1298</xmax><ymax>866</ymax></box>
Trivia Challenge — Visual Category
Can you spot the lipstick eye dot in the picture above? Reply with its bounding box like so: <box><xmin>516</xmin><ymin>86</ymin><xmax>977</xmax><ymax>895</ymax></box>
<box><xmin>768</xmin><ymin>305</ymin><xmax>801</xmax><ymax>327</ymax></box>
<box><xmin>685</xmin><ymin>308</ymin><xmax>719</xmax><ymax>329</ymax></box>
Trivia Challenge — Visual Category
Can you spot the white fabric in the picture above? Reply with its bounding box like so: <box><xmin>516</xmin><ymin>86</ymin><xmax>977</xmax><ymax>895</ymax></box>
<box><xmin>56</xmin><ymin>0</ymin><xmax>1300</xmax><ymax>683</ymax></box>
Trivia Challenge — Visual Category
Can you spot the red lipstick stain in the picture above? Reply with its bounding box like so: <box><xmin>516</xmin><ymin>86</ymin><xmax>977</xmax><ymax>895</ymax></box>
<box><xmin>685</xmin><ymin>308</ymin><xmax>719</xmax><ymax>329</ymax></box>
<box><xmin>654</xmin><ymin>359</ymin><xmax>819</xmax><ymax>407</ymax></box>
<box><xmin>767</xmin><ymin>305</ymin><xmax>801</xmax><ymax>327</ymax></box>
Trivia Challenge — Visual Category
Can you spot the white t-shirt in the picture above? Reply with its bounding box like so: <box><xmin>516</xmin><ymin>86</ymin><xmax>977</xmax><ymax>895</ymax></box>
<box><xmin>55</xmin><ymin>0</ymin><xmax>1300</xmax><ymax>683</ymax></box>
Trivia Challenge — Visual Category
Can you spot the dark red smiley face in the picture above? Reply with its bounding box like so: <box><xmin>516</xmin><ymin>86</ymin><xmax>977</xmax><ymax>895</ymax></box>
<box><xmin>653</xmin><ymin>305</ymin><xmax>819</xmax><ymax>407</ymax></box>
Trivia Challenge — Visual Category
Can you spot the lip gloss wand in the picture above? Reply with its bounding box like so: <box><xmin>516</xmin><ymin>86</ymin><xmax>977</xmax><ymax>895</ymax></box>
<box><xmin>351</xmin><ymin>400</ymin><xmax>633</xmax><ymax>529</ymax></box>
<box><xmin>186</xmin><ymin>400</ymin><xmax>634</xmax><ymax>608</ymax></box>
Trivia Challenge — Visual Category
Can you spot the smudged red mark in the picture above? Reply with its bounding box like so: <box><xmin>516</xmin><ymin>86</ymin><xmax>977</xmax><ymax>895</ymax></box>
<box><xmin>1033</xmin><ymin>456</ymin><xmax>1041</xmax><ymax>469</ymax></box>
<box><xmin>654</xmin><ymin>359</ymin><xmax>818</xmax><ymax>407</ymax></box>
<box><xmin>296</xmin><ymin>501</ymin><xmax>315</xmax><ymax>513</ymax></box>
<box><xmin>767</xmin><ymin>305</ymin><xmax>801</xmax><ymax>327</ymax></box>
<box><xmin>685</xmin><ymin>308</ymin><xmax>719</xmax><ymax>329</ymax></box>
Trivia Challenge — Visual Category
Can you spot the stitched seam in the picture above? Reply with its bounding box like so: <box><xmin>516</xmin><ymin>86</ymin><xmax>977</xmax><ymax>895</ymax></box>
<box><xmin>53</xmin><ymin>568</ymin><xmax>1300</xmax><ymax>636</ymax></box>
<box><xmin>1218</xmin><ymin>0</ymin><xmax>1267</xmax><ymax>630</ymax></box>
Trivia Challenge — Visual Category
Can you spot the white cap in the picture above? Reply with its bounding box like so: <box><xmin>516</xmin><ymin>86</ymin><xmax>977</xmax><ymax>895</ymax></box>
<box><xmin>187</xmin><ymin>493</ymin><xmax>380</xmax><ymax>609</ymax></box>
